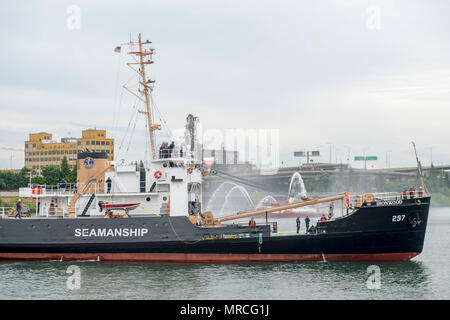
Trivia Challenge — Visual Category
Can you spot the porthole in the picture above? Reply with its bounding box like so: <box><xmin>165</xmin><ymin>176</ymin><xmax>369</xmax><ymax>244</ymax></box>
<box><xmin>142</xmin><ymin>224</ymin><xmax>147</xmax><ymax>228</ymax></box>
<box><xmin>163</xmin><ymin>162</ymin><xmax>168</xmax><ymax>168</ymax></box>
<box><xmin>47</xmin><ymin>225</ymin><xmax>51</xmax><ymax>229</ymax></box>
<box><xmin>163</xmin><ymin>196</ymin><xmax>167</xmax><ymax>201</ymax></box>
<box><xmin>146</xmin><ymin>197</ymin><xmax>151</xmax><ymax>202</ymax></box>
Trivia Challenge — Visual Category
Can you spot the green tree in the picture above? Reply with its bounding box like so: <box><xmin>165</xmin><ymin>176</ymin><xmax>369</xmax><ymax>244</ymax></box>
<box><xmin>67</xmin><ymin>165</ymin><xmax>77</xmax><ymax>184</ymax></box>
<box><xmin>60</xmin><ymin>157</ymin><xmax>71</xmax><ymax>181</ymax></box>
<box><xmin>41</xmin><ymin>165</ymin><xmax>61</xmax><ymax>185</ymax></box>
<box><xmin>31</xmin><ymin>176</ymin><xmax>46</xmax><ymax>185</ymax></box>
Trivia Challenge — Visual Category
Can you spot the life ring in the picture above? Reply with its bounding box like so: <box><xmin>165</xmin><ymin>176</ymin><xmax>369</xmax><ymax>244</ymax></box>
<box><xmin>154</xmin><ymin>171</ymin><xmax>162</xmax><ymax>179</ymax></box>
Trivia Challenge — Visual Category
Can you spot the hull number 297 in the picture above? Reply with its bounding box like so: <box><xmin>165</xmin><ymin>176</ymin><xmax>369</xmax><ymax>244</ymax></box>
<box><xmin>392</xmin><ymin>215</ymin><xmax>406</xmax><ymax>222</ymax></box>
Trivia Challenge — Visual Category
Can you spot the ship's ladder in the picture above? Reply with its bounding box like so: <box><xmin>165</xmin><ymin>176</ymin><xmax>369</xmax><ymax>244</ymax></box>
<box><xmin>81</xmin><ymin>194</ymin><xmax>96</xmax><ymax>216</ymax></box>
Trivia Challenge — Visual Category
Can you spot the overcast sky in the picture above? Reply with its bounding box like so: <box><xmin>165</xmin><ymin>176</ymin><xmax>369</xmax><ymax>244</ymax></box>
<box><xmin>1</xmin><ymin>0</ymin><xmax>449</xmax><ymax>170</ymax></box>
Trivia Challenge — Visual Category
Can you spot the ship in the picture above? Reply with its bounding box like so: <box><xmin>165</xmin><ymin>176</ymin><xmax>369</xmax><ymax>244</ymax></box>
<box><xmin>0</xmin><ymin>34</ymin><xmax>431</xmax><ymax>262</ymax></box>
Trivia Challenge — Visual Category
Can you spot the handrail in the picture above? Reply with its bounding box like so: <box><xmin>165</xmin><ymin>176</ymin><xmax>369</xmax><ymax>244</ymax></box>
<box><xmin>0</xmin><ymin>207</ymin><xmax>13</xmax><ymax>219</ymax></box>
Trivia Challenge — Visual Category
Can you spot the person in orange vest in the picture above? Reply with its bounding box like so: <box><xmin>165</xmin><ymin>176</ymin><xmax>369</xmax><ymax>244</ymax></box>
<box><xmin>410</xmin><ymin>186</ymin><xmax>415</xmax><ymax>199</ymax></box>
<box><xmin>402</xmin><ymin>186</ymin><xmax>408</xmax><ymax>200</ymax></box>
<box><xmin>249</xmin><ymin>217</ymin><xmax>256</xmax><ymax>227</ymax></box>
<box><xmin>320</xmin><ymin>213</ymin><xmax>327</xmax><ymax>222</ymax></box>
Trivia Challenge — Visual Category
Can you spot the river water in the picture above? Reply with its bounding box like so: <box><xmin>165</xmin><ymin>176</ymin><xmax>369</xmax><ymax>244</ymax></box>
<box><xmin>0</xmin><ymin>207</ymin><xmax>449</xmax><ymax>300</ymax></box>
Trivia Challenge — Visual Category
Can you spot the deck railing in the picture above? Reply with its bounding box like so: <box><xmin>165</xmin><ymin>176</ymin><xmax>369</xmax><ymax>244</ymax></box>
<box><xmin>157</xmin><ymin>147</ymin><xmax>192</xmax><ymax>159</ymax></box>
<box><xmin>23</xmin><ymin>180</ymin><xmax>148</xmax><ymax>196</ymax></box>
<box><xmin>0</xmin><ymin>207</ymin><xmax>12</xmax><ymax>219</ymax></box>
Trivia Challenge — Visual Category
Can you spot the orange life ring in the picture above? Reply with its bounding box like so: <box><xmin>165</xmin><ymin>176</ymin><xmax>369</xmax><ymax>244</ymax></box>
<box><xmin>154</xmin><ymin>171</ymin><xmax>162</xmax><ymax>179</ymax></box>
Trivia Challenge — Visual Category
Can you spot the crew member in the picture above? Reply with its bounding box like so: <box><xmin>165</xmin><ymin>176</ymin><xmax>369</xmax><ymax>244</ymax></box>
<box><xmin>320</xmin><ymin>213</ymin><xmax>327</xmax><ymax>222</ymax></box>
<box><xmin>249</xmin><ymin>217</ymin><xmax>256</xmax><ymax>227</ymax></box>
<box><xmin>410</xmin><ymin>186</ymin><xmax>416</xmax><ymax>199</ymax></box>
<box><xmin>15</xmin><ymin>199</ymin><xmax>23</xmax><ymax>219</ymax></box>
<box><xmin>59</xmin><ymin>179</ymin><xmax>67</xmax><ymax>191</ymax></box>
<box><xmin>402</xmin><ymin>186</ymin><xmax>409</xmax><ymax>200</ymax></box>
<box><xmin>106</xmin><ymin>177</ymin><xmax>112</xmax><ymax>194</ymax></box>
<box><xmin>418</xmin><ymin>186</ymin><xmax>424</xmax><ymax>197</ymax></box>
<box><xmin>296</xmin><ymin>216</ymin><xmax>301</xmax><ymax>233</ymax></box>
<box><xmin>169</xmin><ymin>141</ymin><xmax>175</xmax><ymax>158</ymax></box>
<box><xmin>305</xmin><ymin>216</ymin><xmax>310</xmax><ymax>232</ymax></box>
<box><xmin>346</xmin><ymin>196</ymin><xmax>350</xmax><ymax>214</ymax></box>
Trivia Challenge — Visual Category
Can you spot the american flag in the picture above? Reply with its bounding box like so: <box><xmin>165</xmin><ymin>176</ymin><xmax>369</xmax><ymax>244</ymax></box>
<box><xmin>114</xmin><ymin>46</ymin><xmax>121</xmax><ymax>53</ymax></box>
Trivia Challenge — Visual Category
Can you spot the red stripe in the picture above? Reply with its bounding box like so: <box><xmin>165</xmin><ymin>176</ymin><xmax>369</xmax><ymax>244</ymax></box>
<box><xmin>0</xmin><ymin>252</ymin><xmax>419</xmax><ymax>262</ymax></box>
<box><xmin>324</xmin><ymin>252</ymin><xmax>419</xmax><ymax>261</ymax></box>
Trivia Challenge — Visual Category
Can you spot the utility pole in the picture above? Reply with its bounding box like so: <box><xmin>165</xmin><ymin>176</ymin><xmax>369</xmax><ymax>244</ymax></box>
<box><xmin>329</xmin><ymin>144</ymin><xmax>332</xmax><ymax>164</ymax></box>
<box><xmin>386</xmin><ymin>150</ymin><xmax>392</xmax><ymax>168</ymax></box>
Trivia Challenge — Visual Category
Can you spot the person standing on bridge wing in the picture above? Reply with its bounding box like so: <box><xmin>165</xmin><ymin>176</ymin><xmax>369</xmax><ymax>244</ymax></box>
<box><xmin>296</xmin><ymin>216</ymin><xmax>301</xmax><ymax>233</ymax></box>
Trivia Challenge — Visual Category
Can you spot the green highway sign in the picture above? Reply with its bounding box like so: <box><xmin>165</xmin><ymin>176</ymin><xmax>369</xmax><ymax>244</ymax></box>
<box><xmin>354</xmin><ymin>156</ymin><xmax>378</xmax><ymax>161</ymax></box>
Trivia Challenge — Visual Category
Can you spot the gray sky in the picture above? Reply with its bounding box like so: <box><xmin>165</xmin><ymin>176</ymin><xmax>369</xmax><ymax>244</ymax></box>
<box><xmin>1</xmin><ymin>0</ymin><xmax>449</xmax><ymax>170</ymax></box>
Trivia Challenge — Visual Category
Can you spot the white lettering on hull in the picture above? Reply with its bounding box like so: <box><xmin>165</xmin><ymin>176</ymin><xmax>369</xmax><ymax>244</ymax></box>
<box><xmin>74</xmin><ymin>228</ymin><xmax>149</xmax><ymax>238</ymax></box>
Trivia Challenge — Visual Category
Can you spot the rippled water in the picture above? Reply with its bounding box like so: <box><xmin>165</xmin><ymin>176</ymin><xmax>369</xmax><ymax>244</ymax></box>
<box><xmin>0</xmin><ymin>207</ymin><xmax>449</xmax><ymax>300</ymax></box>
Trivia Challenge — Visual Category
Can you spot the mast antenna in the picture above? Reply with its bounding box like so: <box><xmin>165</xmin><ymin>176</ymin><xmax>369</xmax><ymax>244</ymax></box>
<box><xmin>122</xmin><ymin>33</ymin><xmax>160</xmax><ymax>159</ymax></box>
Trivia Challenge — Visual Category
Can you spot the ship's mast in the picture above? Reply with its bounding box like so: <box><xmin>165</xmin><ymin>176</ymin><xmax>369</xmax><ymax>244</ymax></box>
<box><xmin>123</xmin><ymin>33</ymin><xmax>160</xmax><ymax>159</ymax></box>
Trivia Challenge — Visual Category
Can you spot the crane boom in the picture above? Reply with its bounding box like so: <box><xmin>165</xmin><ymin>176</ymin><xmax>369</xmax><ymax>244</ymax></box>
<box><xmin>207</xmin><ymin>192</ymin><xmax>349</xmax><ymax>225</ymax></box>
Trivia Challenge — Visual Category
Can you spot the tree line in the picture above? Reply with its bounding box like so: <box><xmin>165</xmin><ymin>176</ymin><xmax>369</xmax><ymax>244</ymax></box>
<box><xmin>0</xmin><ymin>157</ymin><xmax>76</xmax><ymax>190</ymax></box>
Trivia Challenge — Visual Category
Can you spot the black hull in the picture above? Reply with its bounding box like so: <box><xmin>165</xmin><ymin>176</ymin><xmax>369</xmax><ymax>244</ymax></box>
<box><xmin>0</xmin><ymin>197</ymin><xmax>430</xmax><ymax>262</ymax></box>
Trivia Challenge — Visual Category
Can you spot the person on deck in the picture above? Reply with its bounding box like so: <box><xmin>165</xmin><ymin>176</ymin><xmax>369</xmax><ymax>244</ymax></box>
<box><xmin>305</xmin><ymin>216</ymin><xmax>310</xmax><ymax>232</ymax></box>
<box><xmin>180</xmin><ymin>143</ymin><xmax>186</xmax><ymax>158</ymax></box>
<box><xmin>249</xmin><ymin>217</ymin><xmax>256</xmax><ymax>227</ymax></box>
<box><xmin>410</xmin><ymin>186</ymin><xmax>416</xmax><ymax>199</ymax></box>
<box><xmin>159</xmin><ymin>144</ymin><xmax>164</xmax><ymax>159</ymax></box>
<box><xmin>296</xmin><ymin>216</ymin><xmax>301</xmax><ymax>233</ymax></box>
<box><xmin>59</xmin><ymin>179</ymin><xmax>67</xmax><ymax>191</ymax></box>
<box><xmin>320</xmin><ymin>213</ymin><xmax>327</xmax><ymax>222</ymax></box>
<box><xmin>402</xmin><ymin>186</ymin><xmax>409</xmax><ymax>200</ymax></box>
<box><xmin>169</xmin><ymin>141</ymin><xmax>175</xmax><ymax>158</ymax></box>
<box><xmin>106</xmin><ymin>177</ymin><xmax>112</xmax><ymax>194</ymax></box>
<box><xmin>418</xmin><ymin>186</ymin><xmax>424</xmax><ymax>197</ymax></box>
